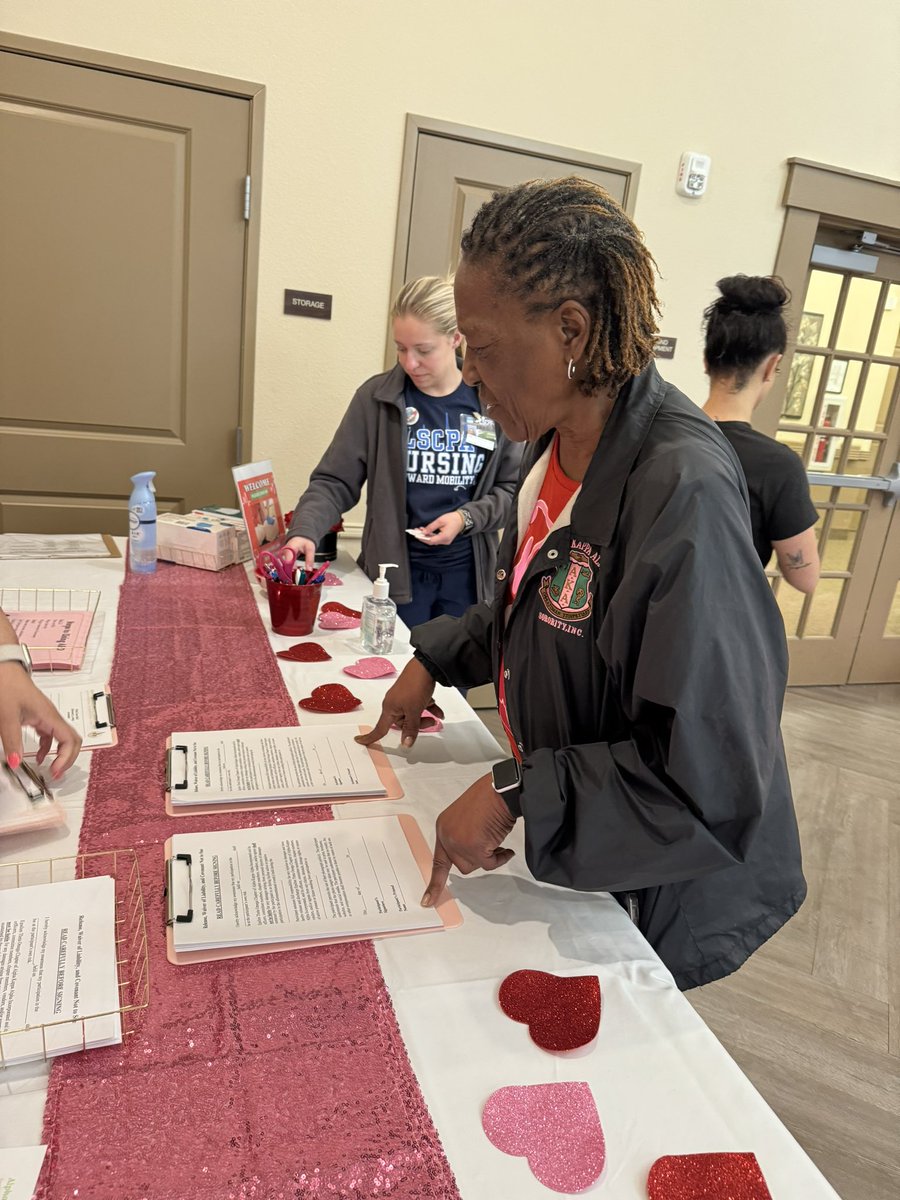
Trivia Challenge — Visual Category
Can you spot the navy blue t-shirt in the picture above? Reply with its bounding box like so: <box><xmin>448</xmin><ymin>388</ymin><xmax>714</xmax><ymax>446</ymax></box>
<box><xmin>404</xmin><ymin>378</ymin><xmax>486</xmax><ymax>567</ymax></box>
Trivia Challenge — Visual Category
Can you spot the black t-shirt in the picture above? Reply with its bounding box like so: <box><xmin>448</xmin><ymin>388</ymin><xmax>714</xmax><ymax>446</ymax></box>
<box><xmin>715</xmin><ymin>421</ymin><xmax>818</xmax><ymax>567</ymax></box>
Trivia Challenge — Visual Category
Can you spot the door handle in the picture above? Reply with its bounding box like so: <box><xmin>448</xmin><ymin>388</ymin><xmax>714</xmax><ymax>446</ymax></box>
<box><xmin>806</xmin><ymin>462</ymin><xmax>900</xmax><ymax>506</ymax></box>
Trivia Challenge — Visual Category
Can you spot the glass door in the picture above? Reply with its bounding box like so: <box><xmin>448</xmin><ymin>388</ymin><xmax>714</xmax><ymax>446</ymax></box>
<box><xmin>771</xmin><ymin>259</ymin><xmax>900</xmax><ymax>684</ymax></box>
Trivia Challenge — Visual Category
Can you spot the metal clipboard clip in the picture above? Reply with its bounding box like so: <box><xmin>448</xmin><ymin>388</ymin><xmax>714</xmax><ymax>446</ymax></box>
<box><xmin>91</xmin><ymin>689</ymin><xmax>116</xmax><ymax>730</ymax></box>
<box><xmin>165</xmin><ymin>852</ymin><xmax>194</xmax><ymax>925</ymax></box>
<box><xmin>165</xmin><ymin>744</ymin><xmax>189</xmax><ymax>792</ymax></box>
<box><xmin>3</xmin><ymin>759</ymin><xmax>51</xmax><ymax>804</ymax></box>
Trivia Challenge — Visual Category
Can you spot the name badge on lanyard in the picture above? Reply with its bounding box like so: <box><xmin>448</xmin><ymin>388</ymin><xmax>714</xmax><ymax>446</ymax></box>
<box><xmin>460</xmin><ymin>412</ymin><xmax>496</xmax><ymax>450</ymax></box>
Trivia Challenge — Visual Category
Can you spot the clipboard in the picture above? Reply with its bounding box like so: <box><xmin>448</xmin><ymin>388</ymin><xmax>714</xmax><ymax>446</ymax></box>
<box><xmin>0</xmin><ymin>761</ymin><xmax>66</xmax><ymax>837</ymax></box>
<box><xmin>164</xmin><ymin>813</ymin><xmax>461</xmax><ymax>965</ymax></box>
<box><xmin>164</xmin><ymin>726</ymin><xmax>402</xmax><ymax>817</ymax></box>
<box><xmin>24</xmin><ymin>684</ymin><xmax>117</xmax><ymax>755</ymax></box>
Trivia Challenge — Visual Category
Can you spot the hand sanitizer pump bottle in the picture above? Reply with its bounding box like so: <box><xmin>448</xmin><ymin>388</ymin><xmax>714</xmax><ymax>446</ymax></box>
<box><xmin>128</xmin><ymin>471</ymin><xmax>157</xmax><ymax>573</ymax></box>
<box><xmin>360</xmin><ymin>563</ymin><xmax>398</xmax><ymax>654</ymax></box>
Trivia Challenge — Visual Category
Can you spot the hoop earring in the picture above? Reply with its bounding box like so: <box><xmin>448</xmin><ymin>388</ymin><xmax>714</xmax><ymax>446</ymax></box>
<box><xmin>566</xmin><ymin>358</ymin><xmax>576</xmax><ymax>381</ymax></box>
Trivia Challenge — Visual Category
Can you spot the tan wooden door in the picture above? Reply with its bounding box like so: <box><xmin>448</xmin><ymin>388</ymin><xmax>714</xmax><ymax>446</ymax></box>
<box><xmin>767</xmin><ymin>250</ymin><xmax>900</xmax><ymax>684</ymax></box>
<box><xmin>0</xmin><ymin>49</ymin><xmax>253</xmax><ymax>533</ymax></box>
<box><xmin>390</xmin><ymin>117</ymin><xmax>640</xmax><ymax>707</ymax></box>
<box><xmin>400</xmin><ymin>125</ymin><xmax>637</xmax><ymax>284</ymax></box>
<box><xmin>849</xmin><ymin>498</ymin><xmax>900</xmax><ymax>682</ymax></box>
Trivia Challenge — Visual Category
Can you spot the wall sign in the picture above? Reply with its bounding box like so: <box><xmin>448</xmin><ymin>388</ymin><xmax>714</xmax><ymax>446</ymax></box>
<box><xmin>653</xmin><ymin>336</ymin><xmax>677</xmax><ymax>359</ymax></box>
<box><xmin>284</xmin><ymin>289</ymin><xmax>332</xmax><ymax>319</ymax></box>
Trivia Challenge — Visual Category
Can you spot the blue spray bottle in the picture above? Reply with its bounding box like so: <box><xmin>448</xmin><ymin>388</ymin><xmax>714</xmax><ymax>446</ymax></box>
<box><xmin>128</xmin><ymin>471</ymin><xmax>157</xmax><ymax>573</ymax></box>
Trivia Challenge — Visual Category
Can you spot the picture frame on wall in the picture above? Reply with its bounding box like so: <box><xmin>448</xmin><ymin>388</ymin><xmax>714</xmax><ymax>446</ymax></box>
<box><xmin>825</xmin><ymin>358</ymin><xmax>849</xmax><ymax>394</ymax></box>
<box><xmin>782</xmin><ymin>311</ymin><xmax>825</xmax><ymax>419</ymax></box>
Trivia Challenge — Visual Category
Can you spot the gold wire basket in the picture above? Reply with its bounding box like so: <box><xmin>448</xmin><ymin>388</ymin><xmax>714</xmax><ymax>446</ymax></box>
<box><xmin>0</xmin><ymin>849</ymin><xmax>149</xmax><ymax>1068</ymax></box>
<box><xmin>0</xmin><ymin>586</ymin><xmax>102</xmax><ymax>673</ymax></box>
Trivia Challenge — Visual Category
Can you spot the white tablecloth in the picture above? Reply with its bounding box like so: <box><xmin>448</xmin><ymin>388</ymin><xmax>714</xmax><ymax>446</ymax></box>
<box><xmin>0</xmin><ymin>548</ymin><xmax>840</xmax><ymax>1199</ymax></box>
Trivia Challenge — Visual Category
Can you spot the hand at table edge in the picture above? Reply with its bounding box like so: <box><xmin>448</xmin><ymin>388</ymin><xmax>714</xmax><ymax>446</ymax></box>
<box><xmin>0</xmin><ymin>661</ymin><xmax>83</xmax><ymax>779</ymax></box>
<box><xmin>355</xmin><ymin>658</ymin><xmax>442</xmax><ymax>749</ymax></box>
<box><xmin>421</xmin><ymin>772</ymin><xmax>517</xmax><ymax>907</ymax></box>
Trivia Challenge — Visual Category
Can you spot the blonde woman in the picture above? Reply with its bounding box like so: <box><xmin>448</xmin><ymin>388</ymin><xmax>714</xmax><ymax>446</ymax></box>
<box><xmin>284</xmin><ymin>276</ymin><xmax>522</xmax><ymax>624</ymax></box>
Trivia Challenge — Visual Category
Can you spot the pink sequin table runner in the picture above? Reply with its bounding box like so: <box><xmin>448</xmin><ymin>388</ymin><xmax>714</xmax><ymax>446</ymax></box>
<box><xmin>39</xmin><ymin>564</ymin><xmax>460</xmax><ymax>1200</ymax></box>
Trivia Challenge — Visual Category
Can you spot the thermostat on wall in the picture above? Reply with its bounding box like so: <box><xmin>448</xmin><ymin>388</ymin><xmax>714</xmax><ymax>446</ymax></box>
<box><xmin>676</xmin><ymin>151</ymin><xmax>711</xmax><ymax>197</ymax></box>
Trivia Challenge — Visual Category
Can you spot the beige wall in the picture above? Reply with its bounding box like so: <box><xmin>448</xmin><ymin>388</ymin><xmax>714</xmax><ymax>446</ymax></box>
<box><xmin>4</xmin><ymin>0</ymin><xmax>900</xmax><ymax>519</ymax></box>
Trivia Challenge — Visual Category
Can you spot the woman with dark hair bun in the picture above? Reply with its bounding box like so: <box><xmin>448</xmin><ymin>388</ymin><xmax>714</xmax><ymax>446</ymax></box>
<box><xmin>703</xmin><ymin>275</ymin><xmax>820</xmax><ymax>593</ymax></box>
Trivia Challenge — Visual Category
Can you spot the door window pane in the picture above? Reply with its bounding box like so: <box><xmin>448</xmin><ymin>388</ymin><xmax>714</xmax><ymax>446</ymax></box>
<box><xmin>837</xmin><ymin>487</ymin><xmax>870</xmax><ymax>506</ymax></box>
<box><xmin>856</xmin><ymin>363</ymin><xmax>898</xmax><ymax>434</ymax></box>
<box><xmin>873</xmin><ymin>285</ymin><xmax>900</xmax><ymax>359</ymax></box>
<box><xmin>776</xmin><ymin>429</ymin><xmax>809</xmax><ymax>463</ymax></box>
<box><xmin>800</xmin><ymin>271</ymin><xmax>842</xmax><ymax>346</ymax></box>
<box><xmin>810</xmin><ymin>431</ymin><xmax>847</xmax><ymax>472</ymax></box>
<box><xmin>775</xmin><ymin>582</ymin><xmax>804</xmax><ymax>637</ymax></box>
<box><xmin>885</xmin><ymin>581</ymin><xmax>900</xmax><ymax>637</ymax></box>
<box><xmin>847</xmin><ymin>437</ymin><xmax>881</xmax><ymax>474</ymax></box>
<box><xmin>801</xmin><ymin>578</ymin><xmax>846</xmax><ymax>636</ymax></box>
<box><xmin>835</xmin><ymin>277</ymin><xmax>882</xmax><ymax>352</ymax></box>
<box><xmin>822</xmin><ymin>357</ymin><xmax>861</xmax><ymax>419</ymax></box>
<box><xmin>782</xmin><ymin>353</ymin><xmax>825</xmax><ymax>423</ymax></box>
<box><xmin>820</xmin><ymin>509</ymin><xmax>864</xmax><ymax>572</ymax></box>
<box><xmin>809</xmin><ymin>484</ymin><xmax>835</xmax><ymax>505</ymax></box>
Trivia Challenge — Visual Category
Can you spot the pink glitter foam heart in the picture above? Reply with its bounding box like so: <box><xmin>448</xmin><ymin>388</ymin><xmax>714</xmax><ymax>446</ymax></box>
<box><xmin>342</xmin><ymin>657</ymin><xmax>397</xmax><ymax>680</ymax></box>
<box><xmin>482</xmin><ymin>1082</ymin><xmax>605</xmax><ymax>1194</ymax></box>
<box><xmin>321</xmin><ymin>572</ymin><xmax>342</xmax><ymax>586</ymax></box>
<box><xmin>499</xmin><ymin>970</ymin><xmax>600</xmax><ymax>1052</ymax></box>
<box><xmin>297</xmin><ymin>684</ymin><xmax>361</xmax><ymax>714</ymax></box>
<box><xmin>320</xmin><ymin>601</ymin><xmax>361</xmax><ymax>618</ymax></box>
<box><xmin>318</xmin><ymin>612</ymin><xmax>361</xmax><ymax>630</ymax></box>
<box><xmin>391</xmin><ymin>709</ymin><xmax>443</xmax><ymax>734</ymax></box>
<box><xmin>276</xmin><ymin>643</ymin><xmax>332</xmax><ymax>663</ymax></box>
<box><xmin>648</xmin><ymin>1153</ymin><xmax>773</xmax><ymax>1199</ymax></box>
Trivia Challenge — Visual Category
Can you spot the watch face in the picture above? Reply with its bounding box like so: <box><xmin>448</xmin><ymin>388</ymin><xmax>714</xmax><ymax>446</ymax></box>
<box><xmin>492</xmin><ymin>757</ymin><xmax>521</xmax><ymax>792</ymax></box>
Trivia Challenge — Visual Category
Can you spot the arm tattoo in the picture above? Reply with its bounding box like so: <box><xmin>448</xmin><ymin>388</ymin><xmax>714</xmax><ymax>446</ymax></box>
<box><xmin>784</xmin><ymin>549</ymin><xmax>812</xmax><ymax>571</ymax></box>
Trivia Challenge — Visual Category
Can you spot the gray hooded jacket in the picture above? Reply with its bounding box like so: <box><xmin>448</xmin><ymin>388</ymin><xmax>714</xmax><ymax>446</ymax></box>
<box><xmin>286</xmin><ymin>364</ymin><xmax>523</xmax><ymax>604</ymax></box>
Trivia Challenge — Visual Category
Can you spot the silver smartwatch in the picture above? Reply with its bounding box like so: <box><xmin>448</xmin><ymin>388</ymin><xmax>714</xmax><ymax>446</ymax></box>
<box><xmin>458</xmin><ymin>508</ymin><xmax>475</xmax><ymax>534</ymax></box>
<box><xmin>491</xmin><ymin>757</ymin><xmax>521</xmax><ymax>794</ymax></box>
<box><xmin>491</xmin><ymin>756</ymin><xmax>522</xmax><ymax>817</ymax></box>
<box><xmin>0</xmin><ymin>644</ymin><xmax>32</xmax><ymax>675</ymax></box>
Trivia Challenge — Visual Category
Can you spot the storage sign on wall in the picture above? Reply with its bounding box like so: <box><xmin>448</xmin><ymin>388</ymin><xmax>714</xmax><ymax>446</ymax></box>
<box><xmin>284</xmin><ymin>289</ymin><xmax>332</xmax><ymax>319</ymax></box>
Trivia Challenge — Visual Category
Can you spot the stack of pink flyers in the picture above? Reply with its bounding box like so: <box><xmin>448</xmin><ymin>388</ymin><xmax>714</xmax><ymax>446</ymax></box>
<box><xmin>6</xmin><ymin>610</ymin><xmax>94</xmax><ymax>670</ymax></box>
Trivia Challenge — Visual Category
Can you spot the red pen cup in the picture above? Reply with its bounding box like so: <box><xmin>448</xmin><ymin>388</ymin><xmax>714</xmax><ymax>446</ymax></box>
<box><xmin>265</xmin><ymin>577</ymin><xmax>323</xmax><ymax>636</ymax></box>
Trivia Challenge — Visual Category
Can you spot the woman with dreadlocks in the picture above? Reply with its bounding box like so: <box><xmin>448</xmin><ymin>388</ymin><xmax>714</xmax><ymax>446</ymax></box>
<box><xmin>359</xmin><ymin>177</ymin><xmax>806</xmax><ymax>989</ymax></box>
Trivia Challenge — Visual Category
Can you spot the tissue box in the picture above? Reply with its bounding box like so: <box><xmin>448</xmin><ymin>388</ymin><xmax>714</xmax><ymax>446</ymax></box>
<box><xmin>193</xmin><ymin>506</ymin><xmax>253</xmax><ymax>562</ymax></box>
<box><xmin>157</xmin><ymin>513</ymin><xmax>240</xmax><ymax>571</ymax></box>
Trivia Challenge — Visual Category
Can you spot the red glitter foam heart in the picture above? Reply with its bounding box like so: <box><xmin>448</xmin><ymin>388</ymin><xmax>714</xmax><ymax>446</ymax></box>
<box><xmin>499</xmin><ymin>970</ymin><xmax>600</xmax><ymax>1052</ymax></box>
<box><xmin>647</xmin><ymin>1154</ymin><xmax>773</xmax><ymax>1199</ymax></box>
<box><xmin>320</xmin><ymin>601</ymin><xmax>361</xmax><ymax>618</ymax></box>
<box><xmin>343</xmin><ymin>657</ymin><xmax>397</xmax><ymax>679</ymax></box>
<box><xmin>483</xmin><ymin>1083</ymin><xmax>605</xmax><ymax>1193</ymax></box>
<box><xmin>297</xmin><ymin>684</ymin><xmax>361</xmax><ymax>714</ymax></box>
<box><xmin>276</xmin><ymin>643</ymin><xmax>332</xmax><ymax>662</ymax></box>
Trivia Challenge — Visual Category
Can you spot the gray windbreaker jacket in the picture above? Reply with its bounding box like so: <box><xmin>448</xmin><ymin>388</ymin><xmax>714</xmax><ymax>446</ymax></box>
<box><xmin>412</xmin><ymin>363</ymin><xmax>806</xmax><ymax>990</ymax></box>
<box><xmin>286</xmin><ymin>365</ymin><xmax>523</xmax><ymax>604</ymax></box>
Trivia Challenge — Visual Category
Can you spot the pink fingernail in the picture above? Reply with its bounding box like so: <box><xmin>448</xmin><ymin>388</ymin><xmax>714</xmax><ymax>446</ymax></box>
<box><xmin>7</xmin><ymin>753</ymin><xmax>21</xmax><ymax>769</ymax></box>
